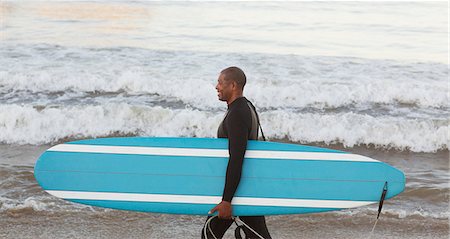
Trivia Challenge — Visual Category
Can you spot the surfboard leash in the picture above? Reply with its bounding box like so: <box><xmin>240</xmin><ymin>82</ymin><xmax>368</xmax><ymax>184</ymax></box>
<box><xmin>202</xmin><ymin>215</ymin><xmax>265</xmax><ymax>239</ymax></box>
<box><xmin>367</xmin><ymin>181</ymin><xmax>388</xmax><ymax>239</ymax></box>
<box><xmin>203</xmin><ymin>215</ymin><xmax>219</xmax><ymax>239</ymax></box>
<box><xmin>233</xmin><ymin>216</ymin><xmax>265</xmax><ymax>239</ymax></box>
<box><xmin>246</xmin><ymin>100</ymin><xmax>266</xmax><ymax>141</ymax></box>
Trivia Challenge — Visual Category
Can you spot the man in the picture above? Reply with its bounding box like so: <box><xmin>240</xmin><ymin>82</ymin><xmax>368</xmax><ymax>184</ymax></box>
<box><xmin>201</xmin><ymin>67</ymin><xmax>271</xmax><ymax>239</ymax></box>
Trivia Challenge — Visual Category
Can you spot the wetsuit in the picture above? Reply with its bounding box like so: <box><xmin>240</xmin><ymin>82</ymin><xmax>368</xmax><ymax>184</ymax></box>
<box><xmin>202</xmin><ymin>97</ymin><xmax>271</xmax><ymax>239</ymax></box>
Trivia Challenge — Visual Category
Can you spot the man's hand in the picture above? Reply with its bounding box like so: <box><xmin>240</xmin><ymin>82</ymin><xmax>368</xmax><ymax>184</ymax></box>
<box><xmin>209</xmin><ymin>201</ymin><xmax>232</xmax><ymax>219</ymax></box>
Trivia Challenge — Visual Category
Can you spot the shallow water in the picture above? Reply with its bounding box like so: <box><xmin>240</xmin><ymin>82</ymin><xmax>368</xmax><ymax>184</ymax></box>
<box><xmin>0</xmin><ymin>144</ymin><xmax>448</xmax><ymax>238</ymax></box>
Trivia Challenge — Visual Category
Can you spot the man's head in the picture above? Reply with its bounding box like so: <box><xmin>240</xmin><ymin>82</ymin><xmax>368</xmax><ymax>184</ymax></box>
<box><xmin>215</xmin><ymin>66</ymin><xmax>246</xmax><ymax>103</ymax></box>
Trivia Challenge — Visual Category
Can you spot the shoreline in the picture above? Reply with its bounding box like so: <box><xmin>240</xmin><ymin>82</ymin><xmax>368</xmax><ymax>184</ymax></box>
<box><xmin>2</xmin><ymin>210</ymin><xmax>448</xmax><ymax>239</ymax></box>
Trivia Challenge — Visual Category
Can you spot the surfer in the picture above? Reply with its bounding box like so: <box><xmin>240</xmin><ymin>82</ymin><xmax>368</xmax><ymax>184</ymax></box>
<box><xmin>202</xmin><ymin>67</ymin><xmax>272</xmax><ymax>239</ymax></box>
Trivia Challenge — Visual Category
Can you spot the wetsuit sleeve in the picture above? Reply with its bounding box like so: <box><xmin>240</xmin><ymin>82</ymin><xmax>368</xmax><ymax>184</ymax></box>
<box><xmin>222</xmin><ymin>109</ymin><xmax>249</xmax><ymax>202</ymax></box>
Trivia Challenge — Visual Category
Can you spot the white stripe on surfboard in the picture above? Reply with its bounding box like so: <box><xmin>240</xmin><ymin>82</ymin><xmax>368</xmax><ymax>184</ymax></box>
<box><xmin>46</xmin><ymin>190</ymin><xmax>376</xmax><ymax>209</ymax></box>
<box><xmin>48</xmin><ymin>144</ymin><xmax>378</xmax><ymax>162</ymax></box>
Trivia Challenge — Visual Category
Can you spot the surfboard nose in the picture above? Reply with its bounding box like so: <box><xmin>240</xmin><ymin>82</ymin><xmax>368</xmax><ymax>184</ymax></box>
<box><xmin>385</xmin><ymin>165</ymin><xmax>406</xmax><ymax>200</ymax></box>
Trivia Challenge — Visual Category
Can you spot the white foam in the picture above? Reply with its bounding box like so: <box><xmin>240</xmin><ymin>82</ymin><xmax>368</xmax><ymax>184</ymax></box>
<box><xmin>261</xmin><ymin>110</ymin><xmax>449</xmax><ymax>152</ymax></box>
<box><xmin>0</xmin><ymin>196</ymin><xmax>56</xmax><ymax>212</ymax></box>
<box><xmin>334</xmin><ymin>206</ymin><xmax>450</xmax><ymax>220</ymax></box>
<box><xmin>0</xmin><ymin>45</ymin><xmax>448</xmax><ymax>109</ymax></box>
<box><xmin>0</xmin><ymin>103</ymin><xmax>222</xmax><ymax>145</ymax></box>
<box><xmin>0</xmin><ymin>103</ymin><xmax>447</xmax><ymax>152</ymax></box>
<box><xmin>0</xmin><ymin>195</ymin><xmax>106</xmax><ymax>213</ymax></box>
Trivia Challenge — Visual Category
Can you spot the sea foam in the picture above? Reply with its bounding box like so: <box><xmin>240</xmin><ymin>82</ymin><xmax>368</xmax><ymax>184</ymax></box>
<box><xmin>1</xmin><ymin>44</ymin><xmax>448</xmax><ymax>110</ymax></box>
<box><xmin>0</xmin><ymin>104</ymin><xmax>447</xmax><ymax>152</ymax></box>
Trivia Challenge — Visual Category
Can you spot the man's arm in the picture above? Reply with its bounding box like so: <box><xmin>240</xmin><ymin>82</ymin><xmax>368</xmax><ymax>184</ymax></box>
<box><xmin>222</xmin><ymin>109</ymin><xmax>249</xmax><ymax>202</ymax></box>
<box><xmin>209</xmin><ymin>108</ymin><xmax>250</xmax><ymax>219</ymax></box>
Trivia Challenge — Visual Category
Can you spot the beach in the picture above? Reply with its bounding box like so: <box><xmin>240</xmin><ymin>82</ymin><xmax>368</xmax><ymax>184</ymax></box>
<box><xmin>1</xmin><ymin>1</ymin><xmax>448</xmax><ymax>238</ymax></box>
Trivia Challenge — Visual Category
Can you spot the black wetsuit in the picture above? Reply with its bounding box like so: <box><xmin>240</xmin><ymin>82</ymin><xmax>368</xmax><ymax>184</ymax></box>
<box><xmin>202</xmin><ymin>97</ymin><xmax>271</xmax><ymax>239</ymax></box>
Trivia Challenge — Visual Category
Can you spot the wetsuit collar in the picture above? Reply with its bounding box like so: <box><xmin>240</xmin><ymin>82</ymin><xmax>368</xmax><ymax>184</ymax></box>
<box><xmin>227</xmin><ymin>96</ymin><xmax>246</xmax><ymax>109</ymax></box>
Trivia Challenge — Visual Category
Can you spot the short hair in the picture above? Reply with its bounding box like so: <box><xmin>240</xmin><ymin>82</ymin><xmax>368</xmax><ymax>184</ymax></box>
<box><xmin>221</xmin><ymin>66</ymin><xmax>246</xmax><ymax>89</ymax></box>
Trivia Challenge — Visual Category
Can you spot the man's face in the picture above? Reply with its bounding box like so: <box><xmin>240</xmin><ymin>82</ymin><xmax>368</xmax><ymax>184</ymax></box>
<box><xmin>215</xmin><ymin>74</ymin><xmax>233</xmax><ymax>102</ymax></box>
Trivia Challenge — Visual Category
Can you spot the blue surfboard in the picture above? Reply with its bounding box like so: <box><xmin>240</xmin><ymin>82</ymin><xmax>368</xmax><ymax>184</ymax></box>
<box><xmin>34</xmin><ymin>137</ymin><xmax>405</xmax><ymax>216</ymax></box>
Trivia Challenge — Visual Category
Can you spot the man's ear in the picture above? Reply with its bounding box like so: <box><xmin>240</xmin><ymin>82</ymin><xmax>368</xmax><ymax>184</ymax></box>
<box><xmin>231</xmin><ymin>81</ymin><xmax>237</xmax><ymax>90</ymax></box>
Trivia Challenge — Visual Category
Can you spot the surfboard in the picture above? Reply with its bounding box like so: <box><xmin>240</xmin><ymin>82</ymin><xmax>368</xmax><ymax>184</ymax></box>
<box><xmin>34</xmin><ymin>137</ymin><xmax>405</xmax><ymax>216</ymax></box>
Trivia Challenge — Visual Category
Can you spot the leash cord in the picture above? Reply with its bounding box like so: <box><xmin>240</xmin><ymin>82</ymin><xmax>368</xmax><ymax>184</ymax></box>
<box><xmin>203</xmin><ymin>215</ymin><xmax>265</xmax><ymax>239</ymax></box>
<box><xmin>203</xmin><ymin>215</ymin><xmax>218</xmax><ymax>239</ymax></box>
<box><xmin>367</xmin><ymin>218</ymin><xmax>379</xmax><ymax>239</ymax></box>
<box><xmin>233</xmin><ymin>216</ymin><xmax>265</xmax><ymax>239</ymax></box>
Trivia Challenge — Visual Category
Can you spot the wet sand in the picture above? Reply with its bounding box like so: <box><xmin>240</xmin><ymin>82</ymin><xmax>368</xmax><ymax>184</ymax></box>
<box><xmin>1</xmin><ymin>209</ymin><xmax>448</xmax><ymax>239</ymax></box>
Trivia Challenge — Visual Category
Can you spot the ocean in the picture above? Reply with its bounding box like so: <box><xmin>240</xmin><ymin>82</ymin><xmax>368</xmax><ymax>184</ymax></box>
<box><xmin>0</xmin><ymin>1</ymin><xmax>448</xmax><ymax>238</ymax></box>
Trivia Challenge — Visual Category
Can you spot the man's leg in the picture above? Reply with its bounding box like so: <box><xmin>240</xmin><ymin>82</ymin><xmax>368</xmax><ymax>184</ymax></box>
<box><xmin>238</xmin><ymin>216</ymin><xmax>271</xmax><ymax>239</ymax></box>
<box><xmin>201</xmin><ymin>216</ymin><xmax>234</xmax><ymax>239</ymax></box>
